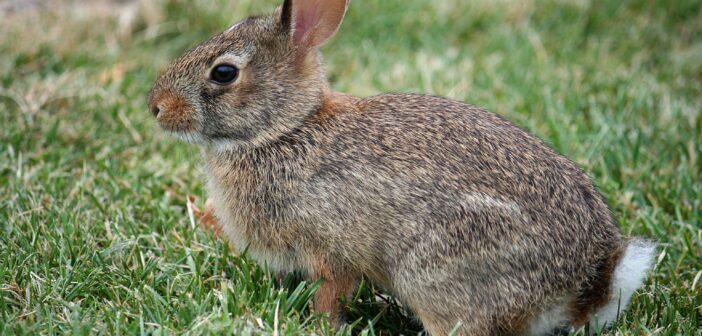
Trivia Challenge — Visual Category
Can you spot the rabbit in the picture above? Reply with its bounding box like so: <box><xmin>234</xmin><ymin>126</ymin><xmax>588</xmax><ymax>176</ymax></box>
<box><xmin>147</xmin><ymin>0</ymin><xmax>656</xmax><ymax>334</ymax></box>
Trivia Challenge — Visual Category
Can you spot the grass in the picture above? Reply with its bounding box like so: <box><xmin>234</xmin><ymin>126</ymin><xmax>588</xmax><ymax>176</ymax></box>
<box><xmin>1</xmin><ymin>0</ymin><xmax>700</xmax><ymax>334</ymax></box>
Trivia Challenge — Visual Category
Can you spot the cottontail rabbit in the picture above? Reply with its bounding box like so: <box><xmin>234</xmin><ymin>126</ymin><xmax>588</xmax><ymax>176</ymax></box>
<box><xmin>148</xmin><ymin>0</ymin><xmax>655</xmax><ymax>334</ymax></box>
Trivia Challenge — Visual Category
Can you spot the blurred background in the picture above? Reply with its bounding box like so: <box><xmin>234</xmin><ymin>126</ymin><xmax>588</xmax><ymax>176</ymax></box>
<box><xmin>1</xmin><ymin>0</ymin><xmax>700</xmax><ymax>334</ymax></box>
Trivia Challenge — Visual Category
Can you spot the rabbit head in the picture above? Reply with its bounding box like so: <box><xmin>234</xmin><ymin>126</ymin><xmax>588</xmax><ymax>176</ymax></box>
<box><xmin>148</xmin><ymin>0</ymin><xmax>349</xmax><ymax>148</ymax></box>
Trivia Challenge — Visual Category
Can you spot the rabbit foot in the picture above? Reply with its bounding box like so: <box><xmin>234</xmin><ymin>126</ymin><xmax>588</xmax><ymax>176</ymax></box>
<box><xmin>189</xmin><ymin>197</ymin><xmax>222</xmax><ymax>235</ymax></box>
<box><xmin>189</xmin><ymin>196</ymin><xmax>237</xmax><ymax>250</ymax></box>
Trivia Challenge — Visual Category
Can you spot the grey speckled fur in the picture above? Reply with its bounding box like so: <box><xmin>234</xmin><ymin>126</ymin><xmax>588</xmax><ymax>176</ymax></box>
<box><xmin>148</xmin><ymin>1</ymin><xmax>653</xmax><ymax>335</ymax></box>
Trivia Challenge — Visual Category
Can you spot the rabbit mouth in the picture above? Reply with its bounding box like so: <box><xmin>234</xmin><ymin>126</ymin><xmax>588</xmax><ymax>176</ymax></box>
<box><xmin>170</xmin><ymin>130</ymin><xmax>206</xmax><ymax>145</ymax></box>
<box><xmin>168</xmin><ymin>130</ymin><xmax>245</xmax><ymax>150</ymax></box>
<box><xmin>208</xmin><ymin>138</ymin><xmax>248</xmax><ymax>152</ymax></box>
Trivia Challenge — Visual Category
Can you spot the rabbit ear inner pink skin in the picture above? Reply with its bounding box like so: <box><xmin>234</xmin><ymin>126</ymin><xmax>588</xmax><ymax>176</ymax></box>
<box><xmin>282</xmin><ymin>0</ymin><xmax>349</xmax><ymax>48</ymax></box>
<box><xmin>149</xmin><ymin>0</ymin><xmax>656</xmax><ymax>334</ymax></box>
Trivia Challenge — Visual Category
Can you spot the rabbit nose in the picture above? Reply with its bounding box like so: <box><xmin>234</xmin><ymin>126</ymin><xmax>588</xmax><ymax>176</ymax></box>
<box><xmin>148</xmin><ymin>92</ymin><xmax>161</xmax><ymax>117</ymax></box>
<box><xmin>151</xmin><ymin>105</ymin><xmax>161</xmax><ymax>117</ymax></box>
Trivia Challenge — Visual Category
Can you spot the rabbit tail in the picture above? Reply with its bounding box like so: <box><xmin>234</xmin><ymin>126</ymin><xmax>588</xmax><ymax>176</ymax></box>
<box><xmin>586</xmin><ymin>239</ymin><xmax>656</xmax><ymax>332</ymax></box>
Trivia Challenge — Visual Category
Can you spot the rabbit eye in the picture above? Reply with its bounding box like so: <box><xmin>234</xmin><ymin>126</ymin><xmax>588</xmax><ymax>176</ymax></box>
<box><xmin>210</xmin><ymin>64</ymin><xmax>239</xmax><ymax>85</ymax></box>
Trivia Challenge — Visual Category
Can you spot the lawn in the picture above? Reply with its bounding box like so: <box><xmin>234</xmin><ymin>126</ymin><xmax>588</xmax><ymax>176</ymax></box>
<box><xmin>1</xmin><ymin>0</ymin><xmax>700</xmax><ymax>334</ymax></box>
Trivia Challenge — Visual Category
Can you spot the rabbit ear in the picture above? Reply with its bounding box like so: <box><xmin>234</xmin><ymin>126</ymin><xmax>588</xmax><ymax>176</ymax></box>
<box><xmin>281</xmin><ymin>0</ymin><xmax>349</xmax><ymax>49</ymax></box>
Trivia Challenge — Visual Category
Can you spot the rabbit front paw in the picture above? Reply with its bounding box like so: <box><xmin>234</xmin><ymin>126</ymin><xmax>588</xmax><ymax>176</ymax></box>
<box><xmin>311</xmin><ymin>259</ymin><xmax>359</xmax><ymax>328</ymax></box>
<box><xmin>189</xmin><ymin>196</ymin><xmax>237</xmax><ymax>251</ymax></box>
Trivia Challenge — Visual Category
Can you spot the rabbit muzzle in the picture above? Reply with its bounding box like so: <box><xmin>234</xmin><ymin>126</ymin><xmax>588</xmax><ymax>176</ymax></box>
<box><xmin>148</xmin><ymin>88</ymin><xmax>199</xmax><ymax>134</ymax></box>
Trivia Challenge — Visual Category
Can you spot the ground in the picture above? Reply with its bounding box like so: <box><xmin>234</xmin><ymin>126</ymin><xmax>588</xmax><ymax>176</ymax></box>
<box><xmin>1</xmin><ymin>0</ymin><xmax>701</xmax><ymax>334</ymax></box>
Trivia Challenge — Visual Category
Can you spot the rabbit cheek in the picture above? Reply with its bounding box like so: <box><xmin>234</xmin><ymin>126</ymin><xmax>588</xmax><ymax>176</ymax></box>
<box><xmin>201</xmin><ymin>90</ymin><xmax>257</xmax><ymax>142</ymax></box>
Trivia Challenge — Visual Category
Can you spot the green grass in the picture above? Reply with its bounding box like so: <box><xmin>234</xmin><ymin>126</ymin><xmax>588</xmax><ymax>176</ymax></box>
<box><xmin>1</xmin><ymin>0</ymin><xmax>700</xmax><ymax>334</ymax></box>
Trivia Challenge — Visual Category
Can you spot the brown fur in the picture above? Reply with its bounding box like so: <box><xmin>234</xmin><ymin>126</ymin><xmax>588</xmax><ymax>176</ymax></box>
<box><xmin>319</xmin><ymin>90</ymin><xmax>359</xmax><ymax>121</ymax></box>
<box><xmin>310</xmin><ymin>258</ymin><xmax>358</xmax><ymax>325</ymax></box>
<box><xmin>150</xmin><ymin>89</ymin><xmax>196</xmax><ymax>132</ymax></box>
<box><xmin>147</xmin><ymin>1</ymin><xmax>648</xmax><ymax>334</ymax></box>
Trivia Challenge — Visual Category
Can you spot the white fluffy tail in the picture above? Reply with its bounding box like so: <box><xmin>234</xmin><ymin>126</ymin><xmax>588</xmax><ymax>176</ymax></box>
<box><xmin>588</xmin><ymin>239</ymin><xmax>656</xmax><ymax>332</ymax></box>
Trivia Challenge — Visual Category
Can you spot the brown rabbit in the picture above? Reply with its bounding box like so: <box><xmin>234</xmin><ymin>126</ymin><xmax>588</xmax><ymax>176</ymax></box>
<box><xmin>148</xmin><ymin>1</ymin><xmax>656</xmax><ymax>334</ymax></box>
